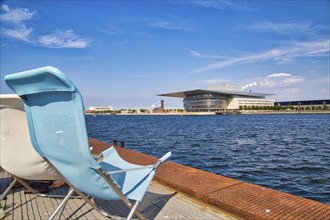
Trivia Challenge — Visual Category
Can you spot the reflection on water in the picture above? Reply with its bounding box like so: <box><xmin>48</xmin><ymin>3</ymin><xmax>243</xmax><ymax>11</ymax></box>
<box><xmin>86</xmin><ymin>114</ymin><xmax>330</xmax><ymax>204</ymax></box>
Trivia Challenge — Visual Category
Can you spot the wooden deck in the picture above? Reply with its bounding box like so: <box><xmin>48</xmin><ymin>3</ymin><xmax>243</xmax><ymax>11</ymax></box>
<box><xmin>0</xmin><ymin>170</ymin><xmax>238</xmax><ymax>220</ymax></box>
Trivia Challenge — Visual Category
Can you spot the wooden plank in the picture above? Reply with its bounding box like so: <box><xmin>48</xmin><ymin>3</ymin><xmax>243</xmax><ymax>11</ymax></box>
<box><xmin>22</xmin><ymin>189</ymin><xmax>41</xmax><ymax>219</ymax></box>
<box><xmin>12</xmin><ymin>187</ymin><xmax>22</xmax><ymax>220</ymax></box>
<box><xmin>65</xmin><ymin>196</ymin><xmax>89</xmax><ymax>220</ymax></box>
<box><xmin>0</xmin><ymin>169</ymin><xmax>238</xmax><ymax>220</ymax></box>
<box><xmin>37</xmin><ymin>194</ymin><xmax>54</xmax><ymax>219</ymax></box>
<box><xmin>70</xmin><ymin>196</ymin><xmax>97</xmax><ymax>220</ymax></box>
<box><xmin>19</xmin><ymin>187</ymin><xmax>31</xmax><ymax>219</ymax></box>
<box><xmin>27</xmin><ymin>193</ymin><xmax>41</xmax><ymax>220</ymax></box>
<box><xmin>46</xmin><ymin>188</ymin><xmax>75</xmax><ymax>220</ymax></box>
<box><xmin>47</xmin><ymin>187</ymin><xmax>72</xmax><ymax>219</ymax></box>
<box><xmin>57</xmin><ymin>187</ymin><xmax>86</xmax><ymax>220</ymax></box>
<box><xmin>54</xmin><ymin>187</ymin><xmax>81</xmax><ymax>218</ymax></box>
<box><xmin>97</xmin><ymin>198</ymin><xmax>128</xmax><ymax>218</ymax></box>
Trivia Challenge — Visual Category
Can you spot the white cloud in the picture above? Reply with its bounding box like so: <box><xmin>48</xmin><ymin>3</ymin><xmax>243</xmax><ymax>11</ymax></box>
<box><xmin>1</xmin><ymin>5</ymin><xmax>89</xmax><ymax>48</ymax></box>
<box><xmin>98</xmin><ymin>22</ymin><xmax>154</xmax><ymax>38</ymax></box>
<box><xmin>267</xmin><ymin>73</ymin><xmax>291</xmax><ymax>78</ymax></box>
<box><xmin>241</xmin><ymin>73</ymin><xmax>305</xmax><ymax>90</ymax></box>
<box><xmin>193</xmin><ymin>39</ymin><xmax>330</xmax><ymax>72</ymax></box>
<box><xmin>1</xmin><ymin>4</ymin><xmax>36</xmax><ymax>42</ymax></box>
<box><xmin>2</xmin><ymin>26</ymin><xmax>34</xmax><ymax>42</ymax></box>
<box><xmin>283</xmin><ymin>77</ymin><xmax>304</xmax><ymax>84</ymax></box>
<box><xmin>190</xmin><ymin>50</ymin><xmax>202</xmax><ymax>57</ymax></box>
<box><xmin>150</xmin><ymin>21</ymin><xmax>194</xmax><ymax>31</ymax></box>
<box><xmin>199</xmin><ymin>74</ymin><xmax>305</xmax><ymax>91</ymax></box>
<box><xmin>190</xmin><ymin>0</ymin><xmax>253</xmax><ymax>11</ymax></box>
<box><xmin>261</xmin><ymin>75</ymin><xmax>304</xmax><ymax>88</ymax></box>
<box><xmin>191</xmin><ymin>0</ymin><xmax>233</xmax><ymax>9</ymax></box>
<box><xmin>1</xmin><ymin>4</ymin><xmax>36</xmax><ymax>24</ymax></box>
<box><xmin>1</xmin><ymin>5</ymin><xmax>9</xmax><ymax>11</ymax></box>
<box><xmin>190</xmin><ymin>50</ymin><xmax>228</xmax><ymax>59</ymax></box>
<box><xmin>38</xmin><ymin>30</ymin><xmax>90</xmax><ymax>48</ymax></box>
<box><xmin>248</xmin><ymin>21</ymin><xmax>316</xmax><ymax>35</ymax></box>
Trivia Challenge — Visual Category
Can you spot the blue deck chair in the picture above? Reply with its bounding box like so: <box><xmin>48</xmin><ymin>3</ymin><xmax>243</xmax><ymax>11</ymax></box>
<box><xmin>5</xmin><ymin>66</ymin><xmax>171</xmax><ymax>220</ymax></box>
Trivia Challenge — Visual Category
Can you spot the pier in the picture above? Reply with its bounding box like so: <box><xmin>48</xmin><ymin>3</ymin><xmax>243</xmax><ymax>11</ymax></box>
<box><xmin>0</xmin><ymin>138</ymin><xmax>329</xmax><ymax>219</ymax></box>
<box><xmin>0</xmin><ymin>169</ymin><xmax>235</xmax><ymax>220</ymax></box>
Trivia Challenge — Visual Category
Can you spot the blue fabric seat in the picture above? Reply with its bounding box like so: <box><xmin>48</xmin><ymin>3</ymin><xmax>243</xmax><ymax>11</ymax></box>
<box><xmin>5</xmin><ymin>66</ymin><xmax>171</xmax><ymax>220</ymax></box>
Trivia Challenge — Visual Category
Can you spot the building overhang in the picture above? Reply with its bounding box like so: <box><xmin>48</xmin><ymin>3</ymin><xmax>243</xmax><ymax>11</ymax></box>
<box><xmin>158</xmin><ymin>89</ymin><xmax>274</xmax><ymax>98</ymax></box>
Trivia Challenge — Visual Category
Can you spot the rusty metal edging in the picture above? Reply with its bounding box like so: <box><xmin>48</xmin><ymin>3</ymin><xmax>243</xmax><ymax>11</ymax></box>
<box><xmin>89</xmin><ymin>138</ymin><xmax>330</xmax><ymax>220</ymax></box>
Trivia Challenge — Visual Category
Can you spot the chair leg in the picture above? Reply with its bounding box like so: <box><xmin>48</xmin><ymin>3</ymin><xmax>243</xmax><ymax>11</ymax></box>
<box><xmin>71</xmin><ymin>188</ymin><xmax>131</xmax><ymax>220</ymax></box>
<box><xmin>48</xmin><ymin>188</ymin><xmax>74</xmax><ymax>220</ymax></box>
<box><xmin>13</xmin><ymin>175</ymin><xmax>79</xmax><ymax>199</ymax></box>
<box><xmin>127</xmin><ymin>201</ymin><xmax>143</xmax><ymax>220</ymax></box>
<box><xmin>27</xmin><ymin>168</ymin><xmax>146</xmax><ymax>220</ymax></box>
<box><xmin>55</xmin><ymin>199</ymin><xmax>68</xmax><ymax>220</ymax></box>
<box><xmin>71</xmin><ymin>189</ymin><xmax>114</xmax><ymax>218</ymax></box>
<box><xmin>0</xmin><ymin>178</ymin><xmax>17</xmax><ymax>201</ymax></box>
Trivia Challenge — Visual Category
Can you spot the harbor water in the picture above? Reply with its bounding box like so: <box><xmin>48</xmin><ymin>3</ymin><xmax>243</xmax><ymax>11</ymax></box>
<box><xmin>86</xmin><ymin>114</ymin><xmax>330</xmax><ymax>204</ymax></box>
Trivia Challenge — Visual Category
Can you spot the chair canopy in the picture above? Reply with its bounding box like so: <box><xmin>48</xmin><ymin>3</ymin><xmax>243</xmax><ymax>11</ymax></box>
<box><xmin>0</xmin><ymin>94</ymin><xmax>59</xmax><ymax>180</ymax></box>
<box><xmin>5</xmin><ymin>67</ymin><xmax>124</xmax><ymax>200</ymax></box>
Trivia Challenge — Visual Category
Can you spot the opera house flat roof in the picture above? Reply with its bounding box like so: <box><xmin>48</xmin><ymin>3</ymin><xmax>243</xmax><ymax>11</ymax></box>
<box><xmin>158</xmin><ymin>89</ymin><xmax>274</xmax><ymax>98</ymax></box>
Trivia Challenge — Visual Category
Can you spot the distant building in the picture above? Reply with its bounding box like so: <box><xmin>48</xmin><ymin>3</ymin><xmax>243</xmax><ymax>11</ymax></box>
<box><xmin>158</xmin><ymin>84</ymin><xmax>274</xmax><ymax>112</ymax></box>
<box><xmin>89</xmin><ymin>106</ymin><xmax>113</xmax><ymax>112</ymax></box>
<box><xmin>160</xmin><ymin>100</ymin><xmax>165</xmax><ymax>110</ymax></box>
<box><xmin>275</xmin><ymin>100</ymin><xmax>330</xmax><ymax>109</ymax></box>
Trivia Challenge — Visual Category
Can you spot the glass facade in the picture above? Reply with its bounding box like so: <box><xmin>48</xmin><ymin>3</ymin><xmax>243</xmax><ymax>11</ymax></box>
<box><xmin>183</xmin><ymin>93</ymin><xmax>228</xmax><ymax>112</ymax></box>
<box><xmin>159</xmin><ymin>89</ymin><xmax>274</xmax><ymax>112</ymax></box>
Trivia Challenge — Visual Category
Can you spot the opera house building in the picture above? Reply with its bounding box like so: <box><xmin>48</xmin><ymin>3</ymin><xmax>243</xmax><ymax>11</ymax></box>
<box><xmin>158</xmin><ymin>84</ymin><xmax>274</xmax><ymax>112</ymax></box>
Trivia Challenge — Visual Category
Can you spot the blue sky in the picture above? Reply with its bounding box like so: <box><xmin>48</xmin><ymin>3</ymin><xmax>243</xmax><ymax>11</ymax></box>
<box><xmin>1</xmin><ymin>1</ymin><xmax>329</xmax><ymax>109</ymax></box>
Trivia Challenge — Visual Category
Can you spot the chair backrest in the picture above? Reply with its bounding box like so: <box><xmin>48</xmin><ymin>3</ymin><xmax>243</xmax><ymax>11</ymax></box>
<box><xmin>5</xmin><ymin>67</ymin><xmax>120</xmax><ymax>200</ymax></box>
<box><xmin>0</xmin><ymin>94</ymin><xmax>59</xmax><ymax>180</ymax></box>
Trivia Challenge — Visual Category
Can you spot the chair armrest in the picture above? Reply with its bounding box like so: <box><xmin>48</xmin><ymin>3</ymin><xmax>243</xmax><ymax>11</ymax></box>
<box><xmin>90</xmin><ymin>146</ymin><xmax>105</xmax><ymax>161</ymax></box>
<box><xmin>153</xmin><ymin>151</ymin><xmax>171</xmax><ymax>169</ymax></box>
<box><xmin>160</xmin><ymin>151</ymin><xmax>171</xmax><ymax>163</ymax></box>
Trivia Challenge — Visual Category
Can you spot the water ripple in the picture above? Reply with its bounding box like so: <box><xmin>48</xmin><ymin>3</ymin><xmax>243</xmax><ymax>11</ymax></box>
<box><xmin>86</xmin><ymin>114</ymin><xmax>330</xmax><ymax>204</ymax></box>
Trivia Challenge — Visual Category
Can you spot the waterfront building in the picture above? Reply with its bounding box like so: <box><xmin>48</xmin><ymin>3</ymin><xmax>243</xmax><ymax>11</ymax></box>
<box><xmin>158</xmin><ymin>84</ymin><xmax>274</xmax><ymax>112</ymax></box>
<box><xmin>275</xmin><ymin>99</ymin><xmax>330</xmax><ymax>110</ymax></box>
<box><xmin>89</xmin><ymin>105</ymin><xmax>113</xmax><ymax>112</ymax></box>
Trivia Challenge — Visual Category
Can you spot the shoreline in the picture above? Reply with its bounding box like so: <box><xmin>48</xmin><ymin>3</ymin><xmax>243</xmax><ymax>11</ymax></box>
<box><xmin>86</xmin><ymin>110</ymin><xmax>330</xmax><ymax>116</ymax></box>
<box><xmin>241</xmin><ymin>110</ymin><xmax>330</xmax><ymax>115</ymax></box>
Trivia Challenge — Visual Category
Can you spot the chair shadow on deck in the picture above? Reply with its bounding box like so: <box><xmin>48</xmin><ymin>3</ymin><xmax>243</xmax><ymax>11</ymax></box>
<box><xmin>69</xmin><ymin>190</ymin><xmax>176</xmax><ymax>219</ymax></box>
<box><xmin>0</xmin><ymin>180</ymin><xmax>72</xmax><ymax>219</ymax></box>
<box><xmin>0</xmin><ymin>176</ymin><xmax>11</xmax><ymax>192</ymax></box>
<box><xmin>1</xmin><ymin>172</ymin><xmax>176</xmax><ymax>219</ymax></box>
